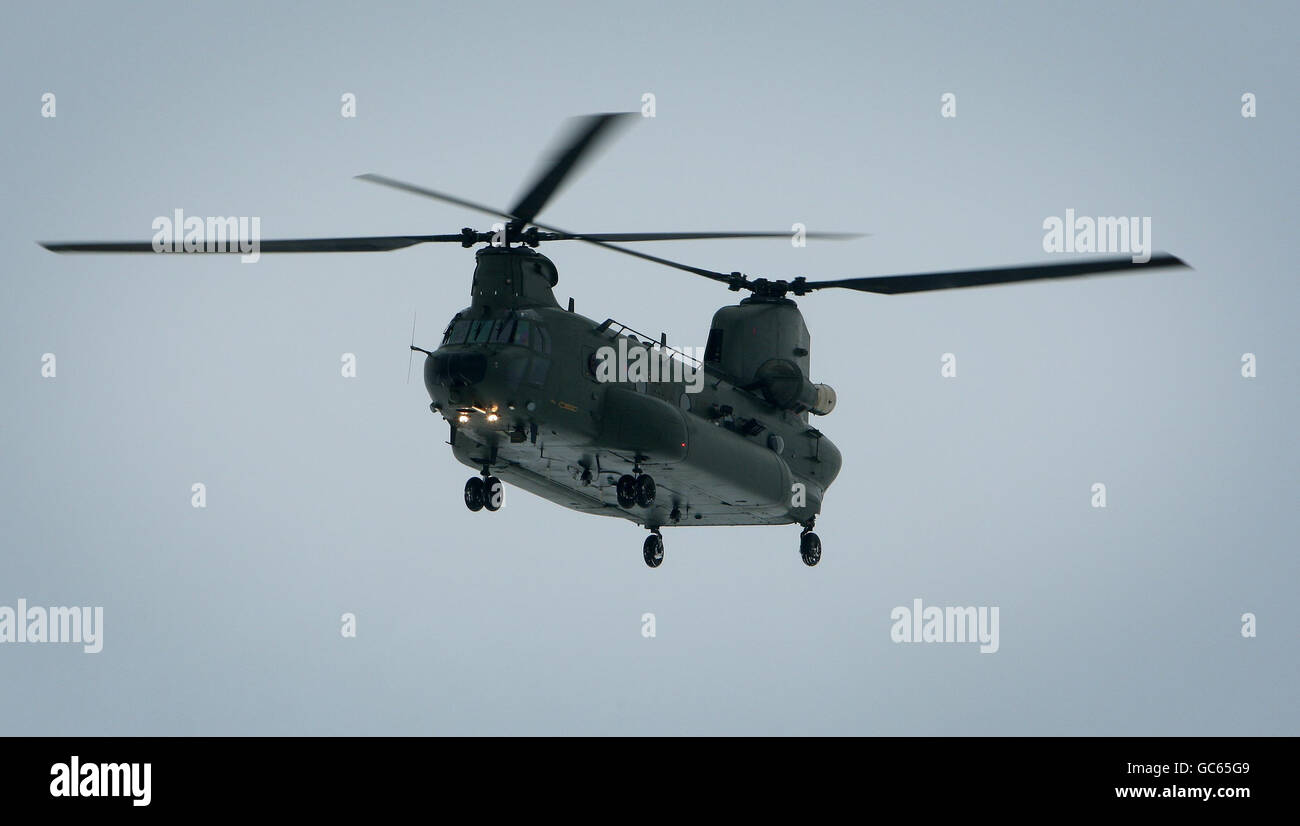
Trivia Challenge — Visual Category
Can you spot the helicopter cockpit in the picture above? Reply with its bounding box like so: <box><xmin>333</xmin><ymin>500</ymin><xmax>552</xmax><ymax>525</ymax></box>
<box><xmin>436</xmin><ymin>313</ymin><xmax>553</xmax><ymax>389</ymax></box>
<box><xmin>441</xmin><ymin>315</ymin><xmax>552</xmax><ymax>354</ymax></box>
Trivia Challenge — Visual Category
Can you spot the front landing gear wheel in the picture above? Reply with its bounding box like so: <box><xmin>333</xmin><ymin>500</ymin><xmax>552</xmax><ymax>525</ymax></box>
<box><xmin>643</xmin><ymin>533</ymin><xmax>664</xmax><ymax>568</ymax></box>
<box><xmin>464</xmin><ymin>477</ymin><xmax>485</xmax><ymax>512</ymax></box>
<box><xmin>616</xmin><ymin>474</ymin><xmax>637</xmax><ymax>508</ymax></box>
<box><xmin>800</xmin><ymin>532</ymin><xmax>822</xmax><ymax>567</ymax></box>
<box><xmin>634</xmin><ymin>474</ymin><xmax>657</xmax><ymax>507</ymax></box>
<box><xmin>483</xmin><ymin>476</ymin><xmax>504</xmax><ymax>512</ymax></box>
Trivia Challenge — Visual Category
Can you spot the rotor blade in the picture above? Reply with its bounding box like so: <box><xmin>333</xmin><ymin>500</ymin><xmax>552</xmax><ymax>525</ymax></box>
<box><xmin>40</xmin><ymin>235</ymin><xmax>466</xmax><ymax>254</ymax></box>
<box><xmin>355</xmin><ymin>173</ymin><xmax>516</xmax><ymax>223</ymax></box>
<box><xmin>567</xmin><ymin>236</ymin><xmax>737</xmax><ymax>283</ymax></box>
<box><xmin>802</xmin><ymin>253</ymin><xmax>1189</xmax><ymax>295</ymax></box>
<box><xmin>355</xmin><ymin>162</ymin><xmax>861</xmax><ymax>287</ymax></box>
<box><xmin>521</xmin><ymin>216</ymin><xmax>737</xmax><ymax>283</ymax></box>
<box><xmin>527</xmin><ymin>224</ymin><xmax>864</xmax><ymax>286</ymax></box>
<box><xmin>539</xmin><ymin>230</ymin><xmax>865</xmax><ymax>242</ymax></box>
<box><xmin>509</xmin><ymin>113</ymin><xmax>635</xmax><ymax>227</ymax></box>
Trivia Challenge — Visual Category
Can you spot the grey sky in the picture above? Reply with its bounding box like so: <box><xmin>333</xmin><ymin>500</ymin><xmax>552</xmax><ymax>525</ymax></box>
<box><xmin>1</xmin><ymin>0</ymin><xmax>1295</xmax><ymax>734</ymax></box>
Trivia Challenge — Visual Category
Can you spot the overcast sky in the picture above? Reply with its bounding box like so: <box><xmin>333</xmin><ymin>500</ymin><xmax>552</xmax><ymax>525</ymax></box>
<box><xmin>1</xmin><ymin>0</ymin><xmax>1295</xmax><ymax>734</ymax></box>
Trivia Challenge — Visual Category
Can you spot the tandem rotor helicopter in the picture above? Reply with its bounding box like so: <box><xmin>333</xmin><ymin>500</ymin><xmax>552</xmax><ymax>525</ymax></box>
<box><xmin>42</xmin><ymin>113</ymin><xmax>1186</xmax><ymax>568</ymax></box>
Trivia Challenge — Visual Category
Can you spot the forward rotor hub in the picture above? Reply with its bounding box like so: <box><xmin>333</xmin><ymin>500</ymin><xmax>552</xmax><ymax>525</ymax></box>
<box><xmin>458</xmin><ymin>225</ymin><xmax>544</xmax><ymax>249</ymax></box>
<box><xmin>729</xmin><ymin>275</ymin><xmax>811</xmax><ymax>299</ymax></box>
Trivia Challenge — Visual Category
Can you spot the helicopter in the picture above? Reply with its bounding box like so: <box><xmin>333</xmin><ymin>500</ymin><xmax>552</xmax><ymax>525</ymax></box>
<box><xmin>40</xmin><ymin>113</ymin><xmax>1187</xmax><ymax>568</ymax></box>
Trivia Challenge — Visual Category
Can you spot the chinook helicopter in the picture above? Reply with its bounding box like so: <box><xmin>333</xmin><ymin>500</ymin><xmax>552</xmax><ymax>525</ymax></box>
<box><xmin>41</xmin><ymin>113</ymin><xmax>1186</xmax><ymax>568</ymax></box>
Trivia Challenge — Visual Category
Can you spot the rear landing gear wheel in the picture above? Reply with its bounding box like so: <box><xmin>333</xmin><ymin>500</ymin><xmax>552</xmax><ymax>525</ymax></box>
<box><xmin>800</xmin><ymin>532</ymin><xmax>821</xmax><ymax>567</ymax></box>
<box><xmin>616</xmin><ymin>474</ymin><xmax>637</xmax><ymax>508</ymax></box>
<box><xmin>634</xmin><ymin>474</ymin><xmax>657</xmax><ymax>507</ymax></box>
<box><xmin>484</xmin><ymin>476</ymin><xmax>504</xmax><ymax>512</ymax></box>
<box><xmin>464</xmin><ymin>477</ymin><xmax>485</xmax><ymax>512</ymax></box>
<box><xmin>643</xmin><ymin>533</ymin><xmax>664</xmax><ymax>568</ymax></box>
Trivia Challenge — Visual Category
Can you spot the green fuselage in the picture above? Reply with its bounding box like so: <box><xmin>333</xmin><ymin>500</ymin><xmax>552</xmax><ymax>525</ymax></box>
<box><xmin>421</xmin><ymin>246</ymin><xmax>841</xmax><ymax>529</ymax></box>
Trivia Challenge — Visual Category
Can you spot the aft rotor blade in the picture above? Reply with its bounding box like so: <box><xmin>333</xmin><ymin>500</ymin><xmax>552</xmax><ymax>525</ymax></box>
<box><xmin>540</xmin><ymin>230</ymin><xmax>865</xmax><ymax>242</ymax></box>
<box><xmin>509</xmin><ymin>113</ymin><xmax>635</xmax><ymax>227</ymax></box>
<box><xmin>802</xmin><ymin>253</ymin><xmax>1189</xmax><ymax>295</ymax></box>
<box><xmin>40</xmin><ymin>235</ymin><xmax>466</xmax><ymax>254</ymax></box>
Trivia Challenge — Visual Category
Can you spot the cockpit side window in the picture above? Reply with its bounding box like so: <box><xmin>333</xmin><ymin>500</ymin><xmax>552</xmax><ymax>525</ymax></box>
<box><xmin>512</xmin><ymin>319</ymin><xmax>532</xmax><ymax>349</ymax></box>
<box><xmin>533</xmin><ymin>325</ymin><xmax>551</xmax><ymax>356</ymax></box>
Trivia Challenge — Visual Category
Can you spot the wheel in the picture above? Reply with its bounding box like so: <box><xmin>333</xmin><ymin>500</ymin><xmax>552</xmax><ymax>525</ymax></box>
<box><xmin>484</xmin><ymin>476</ymin><xmax>504</xmax><ymax>512</ymax></box>
<box><xmin>643</xmin><ymin>533</ymin><xmax>664</xmax><ymax>568</ymax></box>
<box><xmin>634</xmin><ymin>474</ymin><xmax>657</xmax><ymax>507</ymax></box>
<box><xmin>616</xmin><ymin>474</ymin><xmax>637</xmax><ymax>508</ymax></box>
<box><xmin>464</xmin><ymin>477</ymin><xmax>485</xmax><ymax>512</ymax></box>
<box><xmin>800</xmin><ymin>532</ymin><xmax>821</xmax><ymax>567</ymax></box>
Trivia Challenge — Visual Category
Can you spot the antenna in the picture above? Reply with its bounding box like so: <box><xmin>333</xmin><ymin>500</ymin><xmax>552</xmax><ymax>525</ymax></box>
<box><xmin>406</xmin><ymin>311</ymin><xmax>417</xmax><ymax>384</ymax></box>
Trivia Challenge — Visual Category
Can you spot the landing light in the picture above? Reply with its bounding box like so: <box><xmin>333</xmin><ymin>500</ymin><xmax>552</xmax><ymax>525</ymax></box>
<box><xmin>457</xmin><ymin>412</ymin><xmax>470</xmax><ymax>424</ymax></box>
<box><xmin>487</xmin><ymin>413</ymin><xmax>499</xmax><ymax>423</ymax></box>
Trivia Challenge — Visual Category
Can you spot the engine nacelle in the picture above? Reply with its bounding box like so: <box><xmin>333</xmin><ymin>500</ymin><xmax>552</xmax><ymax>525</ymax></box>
<box><xmin>753</xmin><ymin>358</ymin><xmax>836</xmax><ymax>416</ymax></box>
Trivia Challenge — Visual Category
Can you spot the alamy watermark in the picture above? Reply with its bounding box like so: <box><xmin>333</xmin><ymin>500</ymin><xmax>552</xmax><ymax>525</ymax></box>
<box><xmin>1042</xmin><ymin>208</ymin><xmax>1152</xmax><ymax>263</ymax></box>
<box><xmin>152</xmin><ymin>209</ymin><xmax>261</xmax><ymax>262</ymax></box>
<box><xmin>593</xmin><ymin>338</ymin><xmax>706</xmax><ymax>393</ymax></box>
<box><xmin>50</xmin><ymin>757</ymin><xmax>150</xmax><ymax>806</ymax></box>
<box><xmin>0</xmin><ymin>598</ymin><xmax>103</xmax><ymax>653</ymax></box>
<box><xmin>890</xmin><ymin>598</ymin><xmax>999</xmax><ymax>654</ymax></box>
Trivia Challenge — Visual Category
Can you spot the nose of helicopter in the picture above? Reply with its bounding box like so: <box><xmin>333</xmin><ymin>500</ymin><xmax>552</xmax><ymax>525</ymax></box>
<box><xmin>422</xmin><ymin>347</ymin><xmax>535</xmax><ymax>424</ymax></box>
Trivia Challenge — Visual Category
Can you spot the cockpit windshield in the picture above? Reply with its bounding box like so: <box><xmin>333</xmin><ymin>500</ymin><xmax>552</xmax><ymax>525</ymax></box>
<box><xmin>441</xmin><ymin>315</ymin><xmax>551</xmax><ymax>355</ymax></box>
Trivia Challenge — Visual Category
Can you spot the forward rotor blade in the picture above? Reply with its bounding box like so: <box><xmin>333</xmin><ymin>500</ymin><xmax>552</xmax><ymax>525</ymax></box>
<box><xmin>339</xmin><ymin>183</ymin><xmax>748</xmax><ymax>284</ymax></box>
<box><xmin>509</xmin><ymin>113</ymin><xmax>635</xmax><ymax>227</ymax></box>
<box><xmin>520</xmin><ymin>217</ymin><xmax>736</xmax><ymax>283</ymax></box>
<box><xmin>803</xmin><ymin>253</ymin><xmax>1189</xmax><ymax>295</ymax></box>
<box><xmin>540</xmin><ymin>230</ymin><xmax>865</xmax><ymax>242</ymax></box>
<box><xmin>355</xmin><ymin>173</ymin><xmax>515</xmax><ymax>223</ymax></box>
<box><xmin>40</xmin><ymin>235</ymin><xmax>466</xmax><ymax>254</ymax></box>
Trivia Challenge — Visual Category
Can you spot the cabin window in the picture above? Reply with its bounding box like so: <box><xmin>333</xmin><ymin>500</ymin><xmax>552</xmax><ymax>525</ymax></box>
<box><xmin>704</xmin><ymin>328</ymin><xmax>724</xmax><ymax>363</ymax></box>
